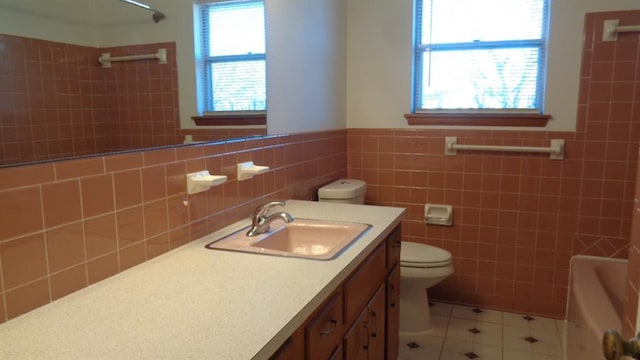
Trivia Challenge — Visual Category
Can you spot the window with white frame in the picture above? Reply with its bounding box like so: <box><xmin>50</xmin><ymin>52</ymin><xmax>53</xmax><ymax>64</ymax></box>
<box><xmin>198</xmin><ymin>0</ymin><xmax>266</xmax><ymax>114</ymax></box>
<box><xmin>413</xmin><ymin>0</ymin><xmax>549</xmax><ymax>113</ymax></box>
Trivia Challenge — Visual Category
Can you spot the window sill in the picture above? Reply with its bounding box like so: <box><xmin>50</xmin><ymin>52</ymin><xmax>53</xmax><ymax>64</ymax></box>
<box><xmin>192</xmin><ymin>113</ymin><xmax>266</xmax><ymax>126</ymax></box>
<box><xmin>404</xmin><ymin>113</ymin><xmax>551</xmax><ymax>127</ymax></box>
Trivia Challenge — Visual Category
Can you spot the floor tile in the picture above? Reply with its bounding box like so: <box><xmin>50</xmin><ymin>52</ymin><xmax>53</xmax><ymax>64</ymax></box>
<box><xmin>532</xmin><ymin>354</ymin><xmax>564</xmax><ymax>360</ymax></box>
<box><xmin>409</xmin><ymin>302</ymin><xmax>566</xmax><ymax>360</ymax></box>
<box><xmin>429</xmin><ymin>314</ymin><xmax>450</xmax><ymax>337</ymax></box>
<box><xmin>503</xmin><ymin>325</ymin><xmax>536</xmax><ymax>352</ymax></box>
<box><xmin>440</xmin><ymin>338</ymin><xmax>502</xmax><ymax>360</ymax></box>
<box><xmin>399</xmin><ymin>333</ymin><xmax>444</xmax><ymax>360</ymax></box>
<box><xmin>431</xmin><ymin>301</ymin><xmax>454</xmax><ymax>316</ymax></box>
<box><xmin>447</xmin><ymin>318</ymin><xmax>503</xmax><ymax>347</ymax></box>
<box><xmin>452</xmin><ymin>304</ymin><xmax>503</xmax><ymax>324</ymax></box>
<box><xmin>503</xmin><ymin>348</ymin><xmax>535</xmax><ymax>360</ymax></box>
<box><xmin>502</xmin><ymin>312</ymin><xmax>529</xmax><ymax>328</ymax></box>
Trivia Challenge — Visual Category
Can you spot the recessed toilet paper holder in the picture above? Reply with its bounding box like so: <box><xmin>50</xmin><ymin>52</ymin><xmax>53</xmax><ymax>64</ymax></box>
<box><xmin>424</xmin><ymin>204</ymin><xmax>453</xmax><ymax>226</ymax></box>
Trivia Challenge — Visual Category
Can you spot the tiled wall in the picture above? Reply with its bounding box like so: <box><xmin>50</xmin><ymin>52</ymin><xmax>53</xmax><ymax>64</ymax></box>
<box><xmin>0</xmin><ymin>130</ymin><xmax>347</xmax><ymax>322</ymax></box>
<box><xmin>97</xmin><ymin>42</ymin><xmax>265</xmax><ymax>151</ymax></box>
<box><xmin>623</xmin><ymin>148</ymin><xmax>640</xmax><ymax>339</ymax></box>
<box><xmin>347</xmin><ymin>10</ymin><xmax>640</xmax><ymax>319</ymax></box>
<box><xmin>97</xmin><ymin>42</ymin><xmax>182</xmax><ymax>151</ymax></box>
<box><xmin>0</xmin><ymin>35</ymin><xmax>104</xmax><ymax>165</ymax></box>
<box><xmin>0</xmin><ymin>35</ymin><xmax>264</xmax><ymax>166</ymax></box>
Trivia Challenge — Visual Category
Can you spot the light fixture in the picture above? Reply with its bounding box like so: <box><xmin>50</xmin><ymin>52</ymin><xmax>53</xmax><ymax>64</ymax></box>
<box><xmin>119</xmin><ymin>0</ymin><xmax>166</xmax><ymax>23</ymax></box>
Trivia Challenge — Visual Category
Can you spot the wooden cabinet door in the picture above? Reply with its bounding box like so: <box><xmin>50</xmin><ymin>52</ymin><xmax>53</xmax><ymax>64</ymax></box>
<box><xmin>344</xmin><ymin>242</ymin><xmax>386</xmax><ymax>325</ymax></box>
<box><xmin>385</xmin><ymin>265</ymin><xmax>400</xmax><ymax>360</ymax></box>
<box><xmin>367</xmin><ymin>285</ymin><xmax>386</xmax><ymax>360</ymax></box>
<box><xmin>329</xmin><ymin>346</ymin><xmax>343</xmax><ymax>360</ymax></box>
<box><xmin>343</xmin><ymin>308</ymin><xmax>369</xmax><ymax>360</ymax></box>
<box><xmin>306</xmin><ymin>292</ymin><xmax>344</xmax><ymax>360</ymax></box>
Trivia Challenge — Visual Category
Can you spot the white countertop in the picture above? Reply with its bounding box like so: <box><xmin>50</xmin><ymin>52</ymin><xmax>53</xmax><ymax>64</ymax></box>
<box><xmin>0</xmin><ymin>200</ymin><xmax>404</xmax><ymax>360</ymax></box>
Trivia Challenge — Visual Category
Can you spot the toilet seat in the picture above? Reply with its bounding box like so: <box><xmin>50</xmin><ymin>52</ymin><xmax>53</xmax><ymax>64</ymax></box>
<box><xmin>401</xmin><ymin>242</ymin><xmax>452</xmax><ymax>268</ymax></box>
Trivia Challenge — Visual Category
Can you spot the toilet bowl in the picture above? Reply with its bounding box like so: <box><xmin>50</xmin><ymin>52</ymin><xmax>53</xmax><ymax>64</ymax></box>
<box><xmin>400</xmin><ymin>241</ymin><xmax>454</xmax><ymax>336</ymax></box>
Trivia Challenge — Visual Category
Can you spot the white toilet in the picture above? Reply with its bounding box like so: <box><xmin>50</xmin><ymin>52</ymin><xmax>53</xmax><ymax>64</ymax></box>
<box><xmin>400</xmin><ymin>242</ymin><xmax>453</xmax><ymax>335</ymax></box>
<box><xmin>318</xmin><ymin>179</ymin><xmax>454</xmax><ymax>336</ymax></box>
<box><xmin>317</xmin><ymin>179</ymin><xmax>366</xmax><ymax>204</ymax></box>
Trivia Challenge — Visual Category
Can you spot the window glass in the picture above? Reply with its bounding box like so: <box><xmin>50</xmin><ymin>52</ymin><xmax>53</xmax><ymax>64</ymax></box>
<box><xmin>415</xmin><ymin>0</ymin><xmax>549</xmax><ymax>112</ymax></box>
<box><xmin>200</xmin><ymin>0</ymin><xmax>266</xmax><ymax>113</ymax></box>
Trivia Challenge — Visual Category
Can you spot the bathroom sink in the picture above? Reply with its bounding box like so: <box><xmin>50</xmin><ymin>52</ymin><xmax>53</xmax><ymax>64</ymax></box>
<box><xmin>205</xmin><ymin>218</ymin><xmax>371</xmax><ymax>260</ymax></box>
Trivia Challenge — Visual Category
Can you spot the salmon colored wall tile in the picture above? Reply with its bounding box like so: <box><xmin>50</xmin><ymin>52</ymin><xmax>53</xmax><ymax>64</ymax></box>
<box><xmin>50</xmin><ymin>265</ymin><xmax>88</xmax><ymax>301</ymax></box>
<box><xmin>104</xmin><ymin>153</ymin><xmax>144</xmax><ymax>172</ymax></box>
<box><xmin>0</xmin><ymin>290</ymin><xmax>5</xmax><ymax>323</ymax></box>
<box><xmin>46</xmin><ymin>223</ymin><xmax>84</xmax><ymax>273</ymax></box>
<box><xmin>81</xmin><ymin>174</ymin><xmax>115</xmax><ymax>218</ymax></box>
<box><xmin>143</xmin><ymin>148</ymin><xmax>176</xmax><ymax>166</ymax></box>
<box><xmin>144</xmin><ymin>200</ymin><xmax>169</xmax><ymax>237</ymax></box>
<box><xmin>55</xmin><ymin>158</ymin><xmax>105</xmax><ymax>180</ymax></box>
<box><xmin>1</xmin><ymin>233</ymin><xmax>47</xmax><ymax>290</ymax></box>
<box><xmin>119</xmin><ymin>242</ymin><xmax>146</xmax><ymax>271</ymax></box>
<box><xmin>87</xmin><ymin>253</ymin><xmax>119</xmax><ymax>285</ymax></box>
<box><xmin>0</xmin><ymin>163</ymin><xmax>54</xmax><ymax>191</ymax></box>
<box><xmin>169</xmin><ymin>226</ymin><xmax>190</xmax><ymax>250</ymax></box>
<box><xmin>141</xmin><ymin>166</ymin><xmax>167</xmax><ymax>202</ymax></box>
<box><xmin>84</xmin><ymin>214</ymin><xmax>117</xmax><ymax>259</ymax></box>
<box><xmin>42</xmin><ymin>180</ymin><xmax>82</xmax><ymax>228</ymax></box>
<box><xmin>5</xmin><ymin>279</ymin><xmax>49</xmax><ymax>319</ymax></box>
<box><xmin>113</xmin><ymin>170</ymin><xmax>142</xmax><ymax>209</ymax></box>
<box><xmin>0</xmin><ymin>187</ymin><xmax>43</xmax><ymax>241</ymax></box>
<box><xmin>146</xmin><ymin>233</ymin><xmax>170</xmax><ymax>260</ymax></box>
<box><xmin>116</xmin><ymin>206</ymin><xmax>144</xmax><ymax>247</ymax></box>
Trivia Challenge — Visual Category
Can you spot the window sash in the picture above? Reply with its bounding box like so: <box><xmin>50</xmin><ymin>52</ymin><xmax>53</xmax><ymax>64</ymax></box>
<box><xmin>413</xmin><ymin>0</ymin><xmax>549</xmax><ymax>114</ymax></box>
<box><xmin>200</xmin><ymin>0</ymin><xmax>266</xmax><ymax>113</ymax></box>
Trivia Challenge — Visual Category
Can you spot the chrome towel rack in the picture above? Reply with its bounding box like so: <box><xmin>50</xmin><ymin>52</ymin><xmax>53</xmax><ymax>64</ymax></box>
<box><xmin>445</xmin><ymin>137</ymin><xmax>565</xmax><ymax>160</ymax></box>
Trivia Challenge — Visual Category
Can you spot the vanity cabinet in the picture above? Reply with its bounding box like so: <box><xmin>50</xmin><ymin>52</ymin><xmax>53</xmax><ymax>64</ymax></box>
<box><xmin>306</xmin><ymin>292</ymin><xmax>344</xmax><ymax>360</ymax></box>
<box><xmin>271</xmin><ymin>226</ymin><xmax>401</xmax><ymax>360</ymax></box>
<box><xmin>344</xmin><ymin>285</ymin><xmax>386</xmax><ymax>360</ymax></box>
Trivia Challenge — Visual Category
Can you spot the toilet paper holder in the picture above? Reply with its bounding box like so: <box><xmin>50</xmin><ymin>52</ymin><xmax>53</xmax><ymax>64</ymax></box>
<box><xmin>424</xmin><ymin>204</ymin><xmax>453</xmax><ymax>226</ymax></box>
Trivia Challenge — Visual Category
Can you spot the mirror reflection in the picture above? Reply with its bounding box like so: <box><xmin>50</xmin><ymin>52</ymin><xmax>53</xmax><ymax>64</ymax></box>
<box><xmin>0</xmin><ymin>0</ymin><xmax>267</xmax><ymax>167</ymax></box>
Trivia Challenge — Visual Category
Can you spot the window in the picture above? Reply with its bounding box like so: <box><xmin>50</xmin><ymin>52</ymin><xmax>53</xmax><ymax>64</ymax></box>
<box><xmin>198</xmin><ymin>0</ymin><xmax>266</xmax><ymax>115</ymax></box>
<box><xmin>412</xmin><ymin>0</ymin><xmax>549</xmax><ymax>118</ymax></box>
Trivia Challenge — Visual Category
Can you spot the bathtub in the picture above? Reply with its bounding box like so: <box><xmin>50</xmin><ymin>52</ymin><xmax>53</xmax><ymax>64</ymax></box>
<box><xmin>565</xmin><ymin>255</ymin><xmax>628</xmax><ymax>360</ymax></box>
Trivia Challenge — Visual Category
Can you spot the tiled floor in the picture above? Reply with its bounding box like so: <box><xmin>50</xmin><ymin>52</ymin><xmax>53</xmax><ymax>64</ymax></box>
<box><xmin>398</xmin><ymin>302</ymin><xmax>565</xmax><ymax>360</ymax></box>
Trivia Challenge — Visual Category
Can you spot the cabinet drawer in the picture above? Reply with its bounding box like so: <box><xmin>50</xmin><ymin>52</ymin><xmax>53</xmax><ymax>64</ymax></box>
<box><xmin>385</xmin><ymin>227</ymin><xmax>401</xmax><ymax>270</ymax></box>
<box><xmin>343</xmin><ymin>242</ymin><xmax>386</xmax><ymax>325</ymax></box>
<box><xmin>306</xmin><ymin>291</ymin><xmax>344</xmax><ymax>360</ymax></box>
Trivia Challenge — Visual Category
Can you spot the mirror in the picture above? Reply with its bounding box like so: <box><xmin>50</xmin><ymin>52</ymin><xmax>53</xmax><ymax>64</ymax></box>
<box><xmin>0</xmin><ymin>0</ymin><xmax>267</xmax><ymax>167</ymax></box>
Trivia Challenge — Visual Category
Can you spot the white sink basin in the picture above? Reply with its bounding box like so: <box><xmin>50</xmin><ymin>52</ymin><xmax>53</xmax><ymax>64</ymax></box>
<box><xmin>205</xmin><ymin>218</ymin><xmax>371</xmax><ymax>260</ymax></box>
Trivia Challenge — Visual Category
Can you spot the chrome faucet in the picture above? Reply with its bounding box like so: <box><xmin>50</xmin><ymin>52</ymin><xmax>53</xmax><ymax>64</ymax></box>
<box><xmin>246</xmin><ymin>201</ymin><xmax>294</xmax><ymax>237</ymax></box>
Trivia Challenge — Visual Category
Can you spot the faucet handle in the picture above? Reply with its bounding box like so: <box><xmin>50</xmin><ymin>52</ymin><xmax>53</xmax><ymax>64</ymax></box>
<box><xmin>254</xmin><ymin>201</ymin><xmax>286</xmax><ymax>219</ymax></box>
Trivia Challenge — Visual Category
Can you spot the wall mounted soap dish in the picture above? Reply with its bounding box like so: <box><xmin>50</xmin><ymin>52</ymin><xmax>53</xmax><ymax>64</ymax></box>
<box><xmin>187</xmin><ymin>171</ymin><xmax>227</xmax><ymax>194</ymax></box>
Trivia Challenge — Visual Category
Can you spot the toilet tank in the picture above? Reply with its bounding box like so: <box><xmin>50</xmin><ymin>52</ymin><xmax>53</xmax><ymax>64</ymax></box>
<box><xmin>318</xmin><ymin>179</ymin><xmax>366</xmax><ymax>204</ymax></box>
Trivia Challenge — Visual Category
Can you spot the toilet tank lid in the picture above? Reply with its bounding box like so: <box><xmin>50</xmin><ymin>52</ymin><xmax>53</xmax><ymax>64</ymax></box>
<box><xmin>401</xmin><ymin>242</ymin><xmax>452</xmax><ymax>264</ymax></box>
<box><xmin>318</xmin><ymin>179</ymin><xmax>367</xmax><ymax>199</ymax></box>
